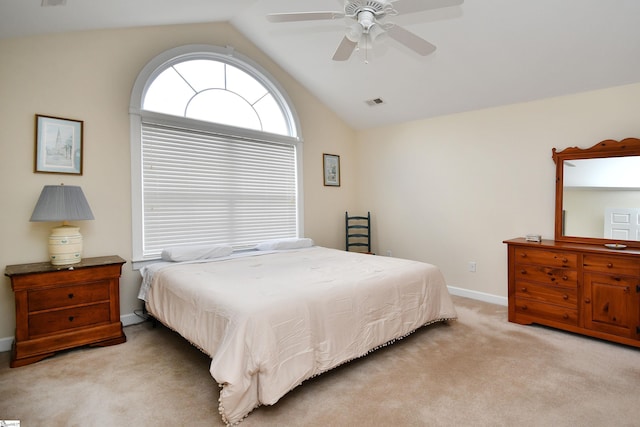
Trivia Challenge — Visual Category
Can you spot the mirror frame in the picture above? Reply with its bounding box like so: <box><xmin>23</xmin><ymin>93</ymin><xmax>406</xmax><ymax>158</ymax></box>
<box><xmin>552</xmin><ymin>137</ymin><xmax>640</xmax><ymax>247</ymax></box>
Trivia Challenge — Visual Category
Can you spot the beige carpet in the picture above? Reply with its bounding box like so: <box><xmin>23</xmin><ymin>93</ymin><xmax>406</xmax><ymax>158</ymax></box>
<box><xmin>1</xmin><ymin>295</ymin><xmax>638</xmax><ymax>427</ymax></box>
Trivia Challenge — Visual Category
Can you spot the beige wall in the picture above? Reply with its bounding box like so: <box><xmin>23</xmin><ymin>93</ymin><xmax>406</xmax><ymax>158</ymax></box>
<box><xmin>0</xmin><ymin>23</ymin><xmax>357</xmax><ymax>341</ymax></box>
<box><xmin>355</xmin><ymin>82</ymin><xmax>640</xmax><ymax>299</ymax></box>
<box><xmin>2</xmin><ymin>20</ymin><xmax>639</xmax><ymax>344</ymax></box>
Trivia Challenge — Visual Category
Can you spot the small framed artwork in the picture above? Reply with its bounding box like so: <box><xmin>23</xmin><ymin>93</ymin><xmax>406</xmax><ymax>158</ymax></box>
<box><xmin>323</xmin><ymin>153</ymin><xmax>340</xmax><ymax>187</ymax></box>
<box><xmin>35</xmin><ymin>114</ymin><xmax>84</xmax><ymax>175</ymax></box>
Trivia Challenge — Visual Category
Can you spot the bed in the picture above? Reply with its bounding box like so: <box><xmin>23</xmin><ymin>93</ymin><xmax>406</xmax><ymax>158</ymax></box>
<box><xmin>139</xmin><ymin>242</ymin><xmax>457</xmax><ymax>425</ymax></box>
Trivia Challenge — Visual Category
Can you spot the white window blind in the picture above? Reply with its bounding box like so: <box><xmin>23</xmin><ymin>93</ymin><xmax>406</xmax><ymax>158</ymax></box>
<box><xmin>141</xmin><ymin>122</ymin><xmax>297</xmax><ymax>259</ymax></box>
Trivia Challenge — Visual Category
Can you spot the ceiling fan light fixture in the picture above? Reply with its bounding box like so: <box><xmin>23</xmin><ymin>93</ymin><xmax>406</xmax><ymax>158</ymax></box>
<box><xmin>346</xmin><ymin>22</ymin><xmax>364</xmax><ymax>42</ymax></box>
<box><xmin>357</xmin><ymin>10</ymin><xmax>376</xmax><ymax>31</ymax></box>
<box><xmin>367</xmin><ymin>23</ymin><xmax>385</xmax><ymax>42</ymax></box>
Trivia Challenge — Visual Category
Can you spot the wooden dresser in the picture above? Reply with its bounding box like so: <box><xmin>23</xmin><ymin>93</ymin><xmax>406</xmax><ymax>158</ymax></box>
<box><xmin>505</xmin><ymin>238</ymin><xmax>640</xmax><ymax>348</ymax></box>
<box><xmin>5</xmin><ymin>255</ymin><xmax>127</xmax><ymax>367</ymax></box>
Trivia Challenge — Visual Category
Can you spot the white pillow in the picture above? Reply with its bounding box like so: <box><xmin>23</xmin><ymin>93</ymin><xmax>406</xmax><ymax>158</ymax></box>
<box><xmin>255</xmin><ymin>237</ymin><xmax>314</xmax><ymax>251</ymax></box>
<box><xmin>161</xmin><ymin>244</ymin><xmax>233</xmax><ymax>262</ymax></box>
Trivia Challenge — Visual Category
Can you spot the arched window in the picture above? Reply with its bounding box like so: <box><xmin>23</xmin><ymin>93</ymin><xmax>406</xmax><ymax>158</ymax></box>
<box><xmin>130</xmin><ymin>45</ymin><xmax>303</xmax><ymax>264</ymax></box>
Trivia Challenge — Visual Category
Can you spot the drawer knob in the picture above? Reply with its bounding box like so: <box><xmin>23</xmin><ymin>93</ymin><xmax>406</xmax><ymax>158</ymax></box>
<box><xmin>585</xmin><ymin>298</ymin><xmax>591</xmax><ymax>304</ymax></box>
<box><xmin>68</xmin><ymin>316</ymin><xmax>75</xmax><ymax>322</ymax></box>
<box><xmin>607</xmin><ymin>263</ymin><xmax>613</xmax><ymax>268</ymax></box>
<box><xmin>562</xmin><ymin>313</ymin><xmax>569</xmax><ymax>319</ymax></box>
<box><xmin>562</xmin><ymin>258</ymin><xmax>568</xmax><ymax>263</ymax></box>
<box><xmin>521</xmin><ymin>269</ymin><xmax>527</xmax><ymax>275</ymax></box>
<box><xmin>520</xmin><ymin>253</ymin><xmax>527</xmax><ymax>258</ymax></box>
<box><xmin>68</xmin><ymin>293</ymin><xmax>74</xmax><ymax>299</ymax></box>
<box><xmin>562</xmin><ymin>275</ymin><xmax>568</xmax><ymax>281</ymax></box>
<box><xmin>521</xmin><ymin>305</ymin><xmax>528</xmax><ymax>310</ymax></box>
<box><xmin>563</xmin><ymin>294</ymin><xmax>569</xmax><ymax>300</ymax></box>
<box><xmin>521</xmin><ymin>287</ymin><xmax>527</xmax><ymax>292</ymax></box>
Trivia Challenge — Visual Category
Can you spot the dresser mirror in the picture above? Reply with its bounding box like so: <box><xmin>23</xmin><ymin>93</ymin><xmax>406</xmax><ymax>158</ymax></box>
<box><xmin>553</xmin><ymin>137</ymin><xmax>640</xmax><ymax>248</ymax></box>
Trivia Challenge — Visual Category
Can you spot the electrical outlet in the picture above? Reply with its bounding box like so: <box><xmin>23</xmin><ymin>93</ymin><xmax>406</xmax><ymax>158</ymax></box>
<box><xmin>468</xmin><ymin>261</ymin><xmax>477</xmax><ymax>272</ymax></box>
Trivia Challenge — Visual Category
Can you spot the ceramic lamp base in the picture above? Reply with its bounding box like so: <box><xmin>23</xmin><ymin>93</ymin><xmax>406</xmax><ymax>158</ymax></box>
<box><xmin>48</xmin><ymin>224</ymin><xmax>83</xmax><ymax>265</ymax></box>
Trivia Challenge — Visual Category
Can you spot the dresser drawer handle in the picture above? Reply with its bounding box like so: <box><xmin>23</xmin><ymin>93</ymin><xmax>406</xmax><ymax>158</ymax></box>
<box><xmin>521</xmin><ymin>287</ymin><xmax>527</xmax><ymax>292</ymax></box>
<box><xmin>68</xmin><ymin>316</ymin><xmax>75</xmax><ymax>322</ymax></box>
<box><xmin>562</xmin><ymin>313</ymin><xmax>569</xmax><ymax>320</ymax></box>
<box><xmin>520</xmin><ymin>253</ymin><xmax>527</xmax><ymax>258</ymax></box>
<box><xmin>521</xmin><ymin>305</ymin><xmax>528</xmax><ymax>310</ymax></box>
<box><xmin>68</xmin><ymin>293</ymin><xmax>74</xmax><ymax>299</ymax></box>
<box><xmin>607</xmin><ymin>263</ymin><xmax>613</xmax><ymax>268</ymax></box>
<box><xmin>563</xmin><ymin>294</ymin><xmax>569</xmax><ymax>300</ymax></box>
<box><xmin>562</xmin><ymin>258</ymin><xmax>568</xmax><ymax>263</ymax></box>
<box><xmin>562</xmin><ymin>276</ymin><xmax>568</xmax><ymax>281</ymax></box>
<box><xmin>585</xmin><ymin>298</ymin><xmax>591</xmax><ymax>304</ymax></box>
<box><xmin>520</xmin><ymin>269</ymin><xmax>527</xmax><ymax>275</ymax></box>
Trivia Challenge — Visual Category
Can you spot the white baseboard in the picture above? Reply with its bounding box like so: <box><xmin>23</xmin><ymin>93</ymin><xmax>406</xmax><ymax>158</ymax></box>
<box><xmin>0</xmin><ymin>312</ymin><xmax>148</xmax><ymax>354</ymax></box>
<box><xmin>447</xmin><ymin>286</ymin><xmax>507</xmax><ymax>306</ymax></box>
<box><xmin>0</xmin><ymin>336</ymin><xmax>13</xmax><ymax>353</ymax></box>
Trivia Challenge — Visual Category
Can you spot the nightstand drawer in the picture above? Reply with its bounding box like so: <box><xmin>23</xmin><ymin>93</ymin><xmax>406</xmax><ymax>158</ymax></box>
<box><xmin>29</xmin><ymin>302</ymin><xmax>111</xmax><ymax>337</ymax></box>
<box><xmin>28</xmin><ymin>281</ymin><xmax>110</xmax><ymax>312</ymax></box>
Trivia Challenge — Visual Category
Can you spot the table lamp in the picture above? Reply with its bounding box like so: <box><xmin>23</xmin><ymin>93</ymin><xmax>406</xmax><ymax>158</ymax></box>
<box><xmin>30</xmin><ymin>184</ymin><xmax>95</xmax><ymax>265</ymax></box>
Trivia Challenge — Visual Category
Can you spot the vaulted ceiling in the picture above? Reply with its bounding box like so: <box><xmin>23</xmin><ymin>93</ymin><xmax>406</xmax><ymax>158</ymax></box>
<box><xmin>2</xmin><ymin>0</ymin><xmax>639</xmax><ymax>130</ymax></box>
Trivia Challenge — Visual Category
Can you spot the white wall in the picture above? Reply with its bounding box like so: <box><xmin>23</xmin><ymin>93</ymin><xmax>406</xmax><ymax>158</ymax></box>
<box><xmin>355</xmin><ymin>83</ymin><xmax>640</xmax><ymax>300</ymax></box>
<box><xmin>0</xmin><ymin>22</ymin><xmax>357</xmax><ymax>342</ymax></box>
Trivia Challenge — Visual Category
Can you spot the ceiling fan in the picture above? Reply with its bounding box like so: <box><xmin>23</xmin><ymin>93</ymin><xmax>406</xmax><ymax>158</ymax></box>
<box><xmin>267</xmin><ymin>0</ymin><xmax>463</xmax><ymax>61</ymax></box>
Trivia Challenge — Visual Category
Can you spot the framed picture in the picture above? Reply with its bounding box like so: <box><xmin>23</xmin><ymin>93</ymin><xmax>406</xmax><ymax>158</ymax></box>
<box><xmin>323</xmin><ymin>153</ymin><xmax>340</xmax><ymax>187</ymax></box>
<box><xmin>35</xmin><ymin>114</ymin><xmax>84</xmax><ymax>175</ymax></box>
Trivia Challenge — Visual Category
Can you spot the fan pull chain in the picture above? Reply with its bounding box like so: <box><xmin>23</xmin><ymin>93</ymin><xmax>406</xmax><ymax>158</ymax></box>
<box><xmin>364</xmin><ymin>35</ymin><xmax>369</xmax><ymax>64</ymax></box>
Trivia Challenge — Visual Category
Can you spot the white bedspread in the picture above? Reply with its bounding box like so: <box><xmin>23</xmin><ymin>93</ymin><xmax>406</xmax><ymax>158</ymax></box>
<box><xmin>144</xmin><ymin>246</ymin><xmax>457</xmax><ymax>425</ymax></box>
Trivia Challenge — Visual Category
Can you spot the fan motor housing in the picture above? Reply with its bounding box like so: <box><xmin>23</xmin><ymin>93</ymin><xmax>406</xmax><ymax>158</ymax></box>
<box><xmin>345</xmin><ymin>1</ymin><xmax>390</xmax><ymax>17</ymax></box>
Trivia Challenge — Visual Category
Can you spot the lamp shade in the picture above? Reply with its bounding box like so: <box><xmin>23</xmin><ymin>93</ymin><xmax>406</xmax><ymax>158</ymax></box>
<box><xmin>30</xmin><ymin>185</ymin><xmax>94</xmax><ymax>222</ymax></box>
<box><xmin>30</xmin><ymin>184</ymin><xmax>94</xmax><ymax>265</ymax></box>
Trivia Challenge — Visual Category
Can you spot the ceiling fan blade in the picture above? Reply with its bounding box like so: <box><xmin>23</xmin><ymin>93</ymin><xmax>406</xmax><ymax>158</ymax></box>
<box><xmin>332</xmin><ymin>36</ymin><xmax>358</xmax><ymax>61</ymax></box>
<box><xmin>267</xmin><ymin>11</ymin><xmax>344</xmax><ymax>23</ymax></box>
<box><xmin>393</xmin><ymin>0</ymin><xmax>464</xmax><ymax>15</ymax></box>
<box><xmin>385</xmin><ymin>24</ymin><xmax>436</xmax><ymax>56</ymax></box>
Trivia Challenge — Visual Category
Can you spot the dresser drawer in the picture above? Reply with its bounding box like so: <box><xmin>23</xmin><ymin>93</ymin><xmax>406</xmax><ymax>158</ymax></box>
<box><xmin>28</xmin><ymin>281</ymin><xmax>110</xmax><ymax>312</ymax></box>
<box><xmin>516</xmin><ymin>281</ymin><xmax>577</xmax><ymax>307</ymax></box>
<box><xmin>514</xmin><ymin>248</ymin><xmax>577</xmax><ymax>268</ymax></box>
<box><xmin>514</xmin><ymin>264</ymin><xmax>577</xmax><ymax>287</ymax></box>
<box><xmin>583</xmin><ymin>255</ymin><xmax>640</xmax><ymax>276</ymax></box>
<box><xmin>514</xmin><ymin>297</ymin><xmax>578</xmax><ymax>326</ymax></box>
<box><xmin>28</xmin><ymin>302</ymin><xmax>111</xmax><ymax>337</ymax></box>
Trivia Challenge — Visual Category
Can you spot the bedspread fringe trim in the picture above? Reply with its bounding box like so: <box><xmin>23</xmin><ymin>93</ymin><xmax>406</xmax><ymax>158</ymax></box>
<box><xmin>219</xmin><ymin>316</ymin><xmax>457</xmax><ymax>426</ymax></box>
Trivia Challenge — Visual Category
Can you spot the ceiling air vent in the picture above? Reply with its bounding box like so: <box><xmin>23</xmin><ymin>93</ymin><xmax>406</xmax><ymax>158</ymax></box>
<box><xmin>365</xmin><ymin>98</ymin><xmax>385</xmax><ymax>107</ymax></box>
<box><xmin>42</xmin><ymin>0</ymin><xmax>67</xmax><ymax>6</ymax></box>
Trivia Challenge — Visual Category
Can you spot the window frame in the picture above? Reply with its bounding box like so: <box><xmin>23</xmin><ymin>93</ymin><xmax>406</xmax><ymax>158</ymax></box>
<box><xmin>129</xmin><ymin>45</ymin><xmax>304</xmax><ymax>268</ymax></box>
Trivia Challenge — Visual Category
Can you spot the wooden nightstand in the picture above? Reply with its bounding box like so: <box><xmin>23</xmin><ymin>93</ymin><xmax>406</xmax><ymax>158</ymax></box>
<box><xmin>5</xmin><ymin>255</ymin><xmax>127</xmax><ymax>367</ymax></box>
